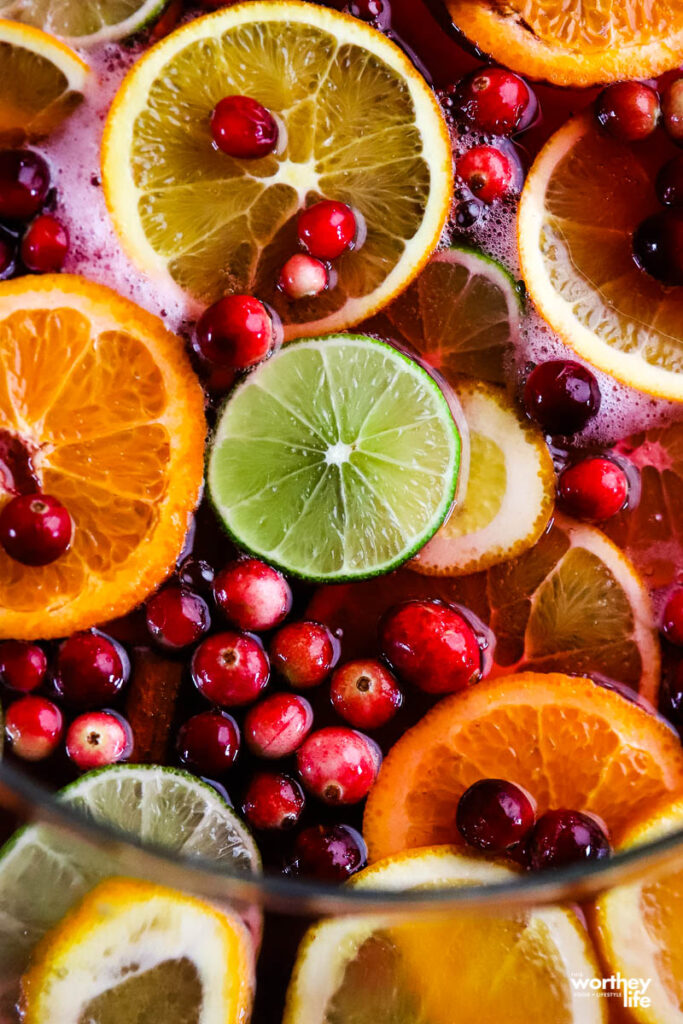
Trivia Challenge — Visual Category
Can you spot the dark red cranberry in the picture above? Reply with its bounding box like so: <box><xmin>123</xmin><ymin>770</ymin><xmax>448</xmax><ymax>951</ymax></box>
<box><xmin>661</xmin><ymin>658</ymin><xmax>683</xmax><ymax>732</ymax></box>
<box><xmin>177</xmin><ymin>555</ymin><xmax>215</xmax><ymax>593</ymax></box>
<box><xmin>379</xmin><ymin>599</ymin><xmax>482</xmax><ymax>694</ymax></box>
<box><xmin>595</xmin><ymin>82</ymin><xmax>660</xmax><ymax>142</ymax></box>
<box><xmin>456</xmin><ymin>778</ymin><xmax>536</xmax><ymax>853</ymax></box>
<box><xmin>55</xmin><ymin>631</ymin><xmax>129</xmax><ymax>708</ymax></box>
<box><xmin>0</xmin><ymin>640</ymin><xmax>47</xmax><ymax>693</ymax></box>
<box><xmin>558</xmin><ymin>456</ymin><xmax>629</xmax><ymax>522</ymax></box>
<box><xmin>5</xmin><ymin>695</ymin><xmax>63</xmax><ymax>760</ymax></box>
<box><xmin>270</xmin><ymin>620</ymin><xmax>339</xmax><ymax>688</ymax></box>
<box><xmin>663</xmin><ymin>588</ymin><xmax>683</xmax><ymax>646</ymax></box>
<box><xmin>453</xmin><ymin>67</ymin><xmax>535</xmax><ymax>135</ymax></box>
<box><xmin>177</xmin><ymin>709</ymin><xmax>240</xmax><ymax>776</ymax></box>
<box><xmin>65</xmin><ymin>710</ymin><xmax>133</xmax><ymax>770</ymax></box>
<box><xmin>192</xmin><ymin>630</ymin><xmax>269</xmax><ymax>706</ymax></box>
<box><xmin>656</xmin><ymin>155</ymin><xmax>683</xmax><ymax>208</ymax></box>
<box><xmin>193</xmin><ymin>295</ymin><xmax>278</xmax><ymax>369</ymax></box>
<box><xmin>0</xmin><ymin>226</ymin><xmax>17</xmax><ymax>280</ymax></box>
<box><xmin>456</xmin><ymin>145</ymin><xmax>517</xmax><ymax>204</ymax></box>
<box><xmin>296</xmin><ymin>726</ymin><xmax>381</xmax><ymax>804</ymax></box>
<box><xmin>527</xmin><ymin>809</ymin><xmax>611</xmax><ymax>870</ymax></box>
<box><xmin>145</xmin><ymin>585</ymin><xmax>211</xmax><ymax>650</ymax></box>
<box><xmin>662</xmin><ymin>77</ymin><xmax>683</xmax><ymax>145</ymax></box>
<box><xmin>242</xmin><ymin>772</ymin><xmax>305</xmax><ymax>830</ymax></box>
<box><xmin>633</xmin><ymin>210</ymin><xmax>683</xmax><ymax>285</ymax></box>
<box><xmin>213</xmin><ymin>558</ymin><xmax>292</xmax><ymax>632</ymax></box>
<box><xmin>454</xmin><ymin>195</ymin><xmax>481</xmax><ymax>228</ymax></box>
<box><xmin>348</xmin><ymin>0</ymin><xmax>389</xmax><ymax>26</ymax></box>
<box><xmin>297</xmin><ymin>200</ymin><xmax>356</xmax><ymax>260</ymax></box>
<box><xmin>211</xmin><ymin>95</ymin><xmax>279</xmax><ymax>159</ymax></box>
<box><xmin>21</xmin><ymin>214</ymin><xmax>69</xmax><ymax>272</ymax></box>
<box><xmin>244</xmin><ymin>692</ymin><xmax>313</xmax><ymax>758</ymax></box>
<box><xmin>523</xmin><ymin>360</ymin><xmax>601</xmax><ymax>435</ymax></box>
<box><xmin>0</xmin><ymin>492</ymin><xmax>73</xmax><ymax>566</ymax></box>
<box><xmin>279</xmin><ymin>253</ymin><xmax>328</xmax><ymax>299</ymax></box>
<box><xmin>284</xmin><ymin>823</ymin><xmax>367</xmax><ymax>881</ymax></box>
<box><xmin>330</xmin><ymin>659</ymin><xmax>402</xmax><ymax>729</ymax></box>
<box><xmin>0</xmin><ymin>150</ymin><xmax>50</xmax><ymax>222</ymax></box>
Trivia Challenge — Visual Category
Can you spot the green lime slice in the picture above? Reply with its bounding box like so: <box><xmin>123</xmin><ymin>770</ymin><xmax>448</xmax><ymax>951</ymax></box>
<box><xmin>383</xmin><ymin>245</ymin><xmax>522</xmax><ymax>385</ymax></box>
<box><xmin>208</xmin><ymin>334</ymin><xmax>461</xmax><ymax>582</ymax></box>
<box><xmin>0</xmin><ymin>0</ymin><xmax>168</xmax><ymax>46</ymax></box>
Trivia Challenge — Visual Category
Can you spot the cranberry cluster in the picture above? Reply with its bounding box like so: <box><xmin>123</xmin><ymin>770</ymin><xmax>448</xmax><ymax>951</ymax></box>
<box><xmin>0</xmin><ymin>149</ymin><xmax>69</xmax><ymax>278</ymax></box>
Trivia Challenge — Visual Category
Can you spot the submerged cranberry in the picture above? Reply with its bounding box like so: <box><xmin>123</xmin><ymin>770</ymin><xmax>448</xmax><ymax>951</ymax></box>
<box><xmin>527</xmin><ymin>809</ymin><xmax>611</xmax><ymax>870</ymax></box>
<box><xmin>193</xmin><ymin>295</ymin><xmax>277</xmax><ymax>369</ymax></box>
<box><xmin>661</xmin><ymin>659</ymin><xmax>683</xmax><ymax>732</ymax></box>
<box><xmin>348</xmin><ymin>0</ymin><xmax>389</xmax><ymax>26</ymax></box>
<box><xmin>65</xmin><ymin>710</ymin><xmax>132</xmax><ymax>770</ymax></box>
<box><xmin>213</xmin><ymin>557</ymin><xmax>292</xmax><ymax>632</ymax></box>
<box><xmin>453</xmin><ymin>67</ymin><xmax>535</xmax><ymax>135</ymax></box>
<box><xmin>656</xmin><ymin>155</ymin><xmax>683</xmax><ymax>208</ymax></box>
<box><xmin>242</xmin><ymin>772</ymin><xmax>305</xmax><ymax>830</ymax></box>
<box><xmin>55</xmin><ymin>631</ymin><xmax>129</xmax><ymax>707</ymax></box>
<box><xmin>211</xmin><ymin>95</ymin><xmax>279</xmax><ymax>159</ymax></box>
<box><xmin>558</xmin><ymin>457</ymin><xmax>629</xmax><ymax>521</ymax></box>
<box><xmin>663</xmin><ymin>589</ymin><xmax>683</xmax><ymax>646</ymax></box>
<box><xmin>177</xmin><ymin>556</ymin><xmax>215</xmax><ymax>593</ymax></box>
<box><xmin>297</xmin><ymin>200</ymin><xmax>356</xmax><ymax>260</ymax></box>
<box><xmin>5</xmin><ymin>695</ymin><xmax>63</xmax><ymax>761</ymax></box>
<box><xmin>21</xmin><ymin>214</ymin><xmax>69</xmax><ymax>272</ymax></box>
<box><xmin>662</xmin><ymin>77</ymin><xmax>683</xmax><ymax>144</ymax></box>
<box><xmin>456</xmin><ymin>145</ymin><xmax>517</xmax><ymax>204</ymax></box>
<box><xmin>0</xmin><ymin>640</ymin><xmax>47</xmax><ymax>693</ymax></box>
<box><xmin>192</xmin><ymin>630</ymin><xmax>270</xmax><ymax>706</ymax></box>
<box><xmin>633</xmin><ymin>210</ymin><xmax>683</xmax><ymax>285</ymax></box>
<box><xmin>0</xmin><ymin>226</ymin><xmax>16</xmax><ymax>279</ymax></box>
<box><xmin>0</xmin><ymin>492</ymin><xmax>73</xmax><ymax>566</ymax></box>
<box><xmin>330</xmin><ymin>659</ymin><xmax>402</xmax><ymax>729</ymax></box>
<box><xmin>177</xmin><ymin>709</ymin><xmax>240</xmax><ymax>776</ymax></box>
<box><xmin>456</xmin><ymin>779</ymin><xmax>536</xmax><ymax>853</ymax></box>
<box><xmin>0</xmin><ymin>150</ymin><xmax>50</xmax><ymax>221</ymax></box>
<box><xmin>284</xmin><ymin>823</ymin><xmax>367</xmax><ymax>881</ymax></box>
<box><xmin>145</xmin><ymin>585</ymin><xmax>211</xmax><ymax>650</ymax></box>
<box><xmin>244</xmin><ymin>692</ymin><xmax>313</xmax><ymax>758</ymax></box>
<box><xmin>523</xmin><ymin>360</ymin><xmax>601</xmax><ymax>435</ymax></box>
<box><xmin>270</xmin><ymin>620</ymin><xmax>339</xmax><ymax>688</ymax></box>
<box><xmin>596</xmin><ymin>82</ymin><xmax>660</xmax><ymax>142</ymax></box>
<box><xmin>279</xmin><ymin>253</ymin><xmax>328</xmax><ymax>299</ymax></box>
<box><xmin>296</xmin><ymin>726</ymin><xmax>380</xmax><ymax>804</ymax></box>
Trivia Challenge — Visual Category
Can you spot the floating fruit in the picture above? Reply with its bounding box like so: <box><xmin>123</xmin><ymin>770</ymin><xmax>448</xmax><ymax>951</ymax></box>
<box><xmin>0</xmin><ymin>0</ymin><xmax>171</xmax><ymax>46</ymax></box>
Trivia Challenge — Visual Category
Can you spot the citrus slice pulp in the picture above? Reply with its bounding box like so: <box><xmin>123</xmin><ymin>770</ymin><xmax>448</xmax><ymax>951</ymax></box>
<box><xmin>0</xmin><ymin>0</ymin><xmax>168</xmax><ymax>46</ymax></box>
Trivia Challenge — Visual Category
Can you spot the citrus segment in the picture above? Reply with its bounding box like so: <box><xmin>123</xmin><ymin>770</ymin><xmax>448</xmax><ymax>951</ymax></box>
<box><xmin>363</xmin><ymin>673</ymin><xmax>683</xmax><ymax>862</ymax></box>
<box><xmin>102</xmin><ymin>1</ymin><xmax>452</xmax><ymax>337</ymax></box>
<box><xmin>0</xmin><ymin>0</ymin><xmax>168</xmax><ymax>46</ymax></box>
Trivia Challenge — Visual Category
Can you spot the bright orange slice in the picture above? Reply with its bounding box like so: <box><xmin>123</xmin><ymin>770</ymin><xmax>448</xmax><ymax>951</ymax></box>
<box><xmin>0</xmin><ymin>275</ymin><xmax>205</xmax><ymax>640</ymax></box>
<box><xmin>363</xmin><ymin>671</ymin><xmax>683</xmax><ymax>862</ymax></box>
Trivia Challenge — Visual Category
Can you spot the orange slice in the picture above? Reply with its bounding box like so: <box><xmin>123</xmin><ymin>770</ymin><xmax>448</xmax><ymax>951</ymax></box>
<box><xmin>363</xmin><ymin>671</ymin><xmax>683</xmax><ymax>862</ymax></box>
<box><xmin>0</xmin><ymin>275</ymin><xmax>205</xmax><ymax>640</ymax></box>
<box><xmin>445</xmin><ymin>0</ymin><xmax>683</xmax><ymax>87</ymax></box>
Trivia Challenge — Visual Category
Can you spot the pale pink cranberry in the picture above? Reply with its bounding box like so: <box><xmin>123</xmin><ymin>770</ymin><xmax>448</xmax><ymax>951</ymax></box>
<box><xmin>330</xmin><ymin>659</ymin><xmax>402</xmax><ymax>729</ymax></box>
<box><xmin>269</xmin><ymin>621</ymin><xmax>339</xmax><ymax>688</ymax></box>
<box><xmin>21</xmin><ymin>214</ymin><xmax>69</xmax><ymax>272</ymax></box>
<box><xmin>193</xmin><ymin>295</ymin><xmax>277</xmax><ymax>370</ymax></box>
<box><xmin>211</xmin><ymin>95</ymin><xmax>279</xmax><ymax>159</ymax></box>
<box><xmin>558</xmin><ymin>457</ymin><xmax>629</xmax><ymax>522</ymax></box>
<box><xmin>213</xmin><ymin>557</ymin><xmax>292</xmax><ymax>632</ymax></box>
<box><xmin>145</xmin><ymin>585</ymin><xmax>211</xmax><ymax>650</ymax></box>
<box><xmin>192</xmin><ymin>630</ymin><xmax>269</xmax><ymax>706</ymax></box>
<box><xmin>242</xmin><ymin>772</ymin><xmax>305</xmax><ymax>830</ymax></box>
<box><xmin>176</xmin><ymin>709</ymin><xmax>240</xmax><ymax>776</ymax></box>
<box><xmin>663</xmin><ymin>589</ymin><xmax>683</xmax><ymax>646</ymax></box>
<box><xmin>596</xmin><ymin>82</ymin><xmax>660</xmax><ymax>142</ymax></box>
<box><xmin>284</xmin><ymin>823</ymin><xmax>367</xmax><ymax>881</ymax></box>
<box><xmin>526</xmin><ymin>809</ymin><xmax>611</xmax><ymax>870</ymax></box>
<box><xmin>296</xmin><ymin>726</ymin><xmax>381</xmax><ymax>804</ymax></box>
<box><xmin>55</xmin><ymin>631</ymin><xmax>129</xmax><ymax>708</ymax></box>
<box><xmin>0</xmin><ymin>492</ymin><xmax>73</xmax><ymax>566</ymax></box>
<box><xmin>0</xmin><ymin>640</ymin><xmax>47</xmax><ymax>693</ymax></box>
<box><xmin>279</xmin><ymin>253</ymin><xmax>328</xmax><ymax>299</ymax></box>
<box><xmin>5</xmin><ymin>695</ymin><xmax>63</xmax><ymax>761</ymax></box>
<box><xmin>65</xmin><ymin>710</ymin><xmax>132</xmax><ymax>770</ymax></box>
<box><xmin>456</xmin><ymin>145</ymin><xmax>518</xmax><ymax>204</ymax></box>
<box><xmin>244</xmin><ymin>692</ymin><xmax>313</xmax><ymax>758</ymax></box>
<box><xmin>456</xmin><ymin>779</ymin><xmax>536</xmax><ymax>853</ymax></box>
<box><xmin>297</xmin><ymin>200</ymin><xmax>356</xmax><ymax>260</ymax></box>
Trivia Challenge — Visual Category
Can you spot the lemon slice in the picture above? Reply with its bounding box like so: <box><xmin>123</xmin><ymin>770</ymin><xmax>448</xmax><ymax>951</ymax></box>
<box><xmin>0</xmin><ymin>19</ymin><xmax>88</xmax><ymax>144</ymax></box>
<box><xmin>102</xmin><ymin>1</ymin><xmax>452</xmax><ymax>337</ymax></box>
<box><xmin>284</xmin><ymin>846</ymin><xmax>605</xmax><ymax>1024</ymax></box>
<box><xmin>0</xmin><ymin>0</ymin><xmax>167</xmax><ymax>46</ymax></box>
<box><xmin>412</xmin><ymin>378</ymin><xmax>555</xmax><ymax>576</ymax></box>
<box><xmin>20</xmin><ymin>877</ymin><xmax>253</xmax><ymax>1024</ymax></box>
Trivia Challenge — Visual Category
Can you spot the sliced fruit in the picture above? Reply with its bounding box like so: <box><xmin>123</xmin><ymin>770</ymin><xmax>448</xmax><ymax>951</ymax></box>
<box><xmin>208</xmin><ymin>335</ymin><xmax>460</xmax><ymax>582</ymax></box>
<box><xmin>308</xmin><ymin>514</ymin><xmax>661</xmax><ymax>702</ymax></box>
<box><xmin>519</xmin><ymin>111</ymin><xmax>683</xmax><ymax>401</ymax></box>
<box><xmin>101</xmin><ymin>0</ymin><xmax>452</xmax><ymax>337</ymax></box>
<box><xmin>20</xmin><ymin>877</ymin><xmax>253</xmax><ymax>1024</ymax></box>
<box><xmin>284</xmin><ymin>846</ymin><xmax>605</xmax><ymax>1024</ymax></box>
<box><xmin>0</xmin><ymin>0</ymin><xmax>168</xmax><ymax>46</ymax></box>
<box><xmin>0</xmin><ymin>274</ymin><xmax>205</xmax><ymax>640</ymax></box>
<box><xmin>445</xmin><ymin>0</ymin><xmax>683</xmax><ymax>87</ymax></box>
<box><xmin>0</xmin><ymin>18</ymin><xmax>87</xmax><ymax>143</ymax></box>
<box><xmin>412</xmin><ymin>378</ymin><xmax>554</xmax><ymax>576</ymax></box>
<box><xmin>363</xmin><ymin>672</ymin><xmax>683</xmax><ymax>862</ymax></box>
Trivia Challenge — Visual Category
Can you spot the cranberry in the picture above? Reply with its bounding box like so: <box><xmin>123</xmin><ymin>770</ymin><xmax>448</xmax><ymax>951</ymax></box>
<box><xmin>0</xmin><ymin>150</ymin><xmax>50</xmax><ymax>222</ymax></box>
<box><xmin>296</xmin><ymin>726</ymin><xmax>380</xmax><ymax>804</ymax></box>
<box><xmin>348</xmin><ymin>0</ymin><xmax>389</xmax><ymax>26</ymax></box>
<box><xmin>242</xmin><ymin>772</ymin><xmax>305</xmax><ymax>830</ymax></box>
<box><xmin>244</xmin><ymin>692</ymin><xmax>313</xmax><ymax>758</ymax></box>
<box><xmin>213</xmin><ymin>557</ymin><xmax>292</xmax><ymax>632</ymax></box>
<box><xmin>595</xmin><ymin>82</ymin><xmax>660</xmax><ymax>142</ymax></box>
<box><xmin>661</xmin><ymin>658</ymin><xmax>683</xmax><ymax>732</ymax></box>
<box><xmin>5</xmin><ymin>695</ymin><xmax>63</xmax><ymax>761</ymax></box>
<box><xmin>379</xmin><ymin>599</ymin><xmax>481</xmax><ymax>694</ymax></box>
<box><xmin>330</xmin><ymin>659</ymin><xmax>402</xmax><ymax>729</ymax></box>
<box><xmin>55</xmin><ymin>631</ymin><xmax>129</xmax><ymax>708</ymax></box>
<box><xmin>192</xmin><ymin>630</ymin><xmax>269</xmax><ymax>706</ymax></box>
<box><xmin>527</xmin><ymin>809</ymin><xmax>611</xmax><ymax>870</ymax></box>
<box><xmin>21</xmin><ymin>214</ymin><xmax>69</xmax><ymax>272</ymax></box>
<box><xmin>279</xmin><ymin>253</ymin><xmax>328</xmax><ymax>299</ymax></box>
<box><xmin>0</xmin><ymin>492</ymin><xmax>73</xmax><ymax>566</ymax></box>
<box><xmin>145</xmin><ymin>585</ymin><xmax>211</xmax><ymax>650</ymax></box>
<box><xmin>270</xmin><ymin>621</ymin><xmax>339</xmax><ymax>688</ymax></box>
<box><xmin>558</xmin><ymin>456</ymin><xmax>629</xmax><ymax>522</ymax></box>
<box><xmin>454</xmin><ymin>196</ymin><xmax>481</xmax><ymax>228</ymax></box>
<box><xmin>0</xmin><ymin>226</ymin><xmax>17</xmax><ymax>280</ymax></box>
<box><xmin>656</xmin><ymin>155</ymin><xmax>683</xmax><ymax>208</ymax></box>
<box><xmin>193</xmin><ymin>295</ymin><xmax>277</xmax><ymax>370</ymax></box>
<box><xmin>663</xmin><ymin>589</ymin><xmax>683</xmax><ymax>646</ymax></box>
<box><xmin>297</xmin><ymin>200</ymin><xmax>356</xmax><ymax>260</ymax></box>
<box><xmin>65</xmin><ymin>710</ymin><xmax>132</xmax><ymax>770</ymax></box>
<box><xmin>0</xmin><ymin>640</ymin><xmax>47</xmax><ymax>693</ymax></box>
<box><xmin>456</xmin><ymin>145</ymin><xmax>517</xmax><ymax>203</ymax></box>
<box><xmin>523</xmin><ymin>360</ymin><xmax>601</xmax><ymax>435</ymax></box>
<box><xmin>633</xmin><ymin>210</ymin><xmax>683</xmax><ymax>285</ymax></box>
<box><xmin>177</xmin><ymin>555</ymin><xmax>215</xmax><ymax>593</ymax></box>
<box><xmin>453</xmin><ymin>67</ymin><xmax>535</xmax><ymax>135</ymax></box>
<box><xmin>177</xmin><ymin>709</ymin><xmax>240</xmax><ymax>776</ymax></box>
<box><xmin>456</xmin><ymin>779</ymin><xmax>536</xmax><ymax>853</ymax></box>
<box><xmin>211</xmin><ymin>95</ymin><xmax>279</xmax><ymax>159</ymax></box>
<box><xmin>662</xmin><ymin>77</ymin><xmax>683</xmax><ymax>145</ymax></box>
<box><xmin>284</xmin><ymin>823</ymin><xmax>367</xmax><ymax>881</ymax></box>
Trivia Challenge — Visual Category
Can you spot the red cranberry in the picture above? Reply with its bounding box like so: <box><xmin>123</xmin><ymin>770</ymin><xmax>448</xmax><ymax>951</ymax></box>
<box><xmin>296</xmin><ymin>726</ymin><xmax>381</xmax><ymax>804</ymax></box>
<box><xmin>297</xmin><ymin>200</ymin><xmax>356</xmax><ymax>260</ymax></box>
<box><xmin>0</xmin><ymin>492</ymin><xmax>73</xmax><ymax>566</ymax></box>
<box><xmin>348</xmin><ymin>0</ymin><xmax>389</xmax><ymax>26</ymax></box>
<box><xmin>595</xmin><ymin>82</ymin><xmax>660</xmax><ymax>142</ymax></box>
<box><xmin>242</xmin><ymin>772</ymin><xmax>305</xmax><ymax>830</ymax></box>
<box><xmin>177</xmin><ymin>709</ymin><xmax>240</xmax><ymax>776</ymax></box>
<box><xmin>145</xmin><ymin>586</ymin><xmax>211</xmax><ymax>650</ymax></box>
<box><xmin>284</xmin><ymin>823</ymin><xmax>367</xmax><ymax>881</ymax></box>
<box><xmin>456</xmin><ymin>779</ymin><xmax>536</xmax><ymax>853</ymax></box>
<box><xmin>0</xmin><ymin>226</ymin><xmax>17</xmax><ymax>279</ymax></box>
<box><xmin>0</xmin><ymin>640</ymin><xmax>47</xmax><ymax>693</ymax></box>
<box><xmin>456</xmin><ymin>145</ymin><xmax>517</xmax><ymax>203</ymax></box>
<box><xmin>633</xmin><ymin>210</ymin><xmax>683</xmax><ymax>285</ymax></box>
<box><xmin>379</xmin><ymin>599</ymin><xmax>481</xmax><ymax>694</ymax></box>
<box><xmin>5</xmin><ymin>695</ymin><xmax>63</xmax><ymax>761</ymax></box>
<box><xmin>244</xmin><ymin>692</ymin><xmax>313</xmax><ymax>758</ymax></box>
<box><xmin>0</xmin><ymin>150</ymin><xmax>50</xmax><ymax>222</ymax></box>
<box><xmin>656</xmin><ymin>155</ymin><xmax>683</xmax><ymax>208</ymax></box>
<box><xmin>663</xmin><ymin>589</ymin><xmax>683</xmax><ymax>646</ymax></box>
<box><xmin>453</xmin><ymin>66</ymin><xmax>535</xmax><ymax>135</ymax></box>
<box><xmin>21</xmin><ymin>214</ymin><xmax>69</xmax><ymax>272</ymax></box>
<box><xmin>211</xmin><ymin>95</ymin><xmax>279</xmax><ymax>159</ymax></box>
<box><xmin>661</xmin><ymin>658</ymin><xmax>683</xmax><ymax>733</ymax></box>
<box><xmin>177</xmin><ymin>555</ymin><xmax>215</xmax><ymax>593</ymax></box>
<box><xmin>213</xmin><ymin>558</ymin><xmax>292</xmax><ymax>632</ymax></box>
<box><xmin>527</xmin><ymin>809</ymin><xmax>611</xmax><ymax>870</ymax></box>
<box><xmin>330</xmin><ymin>659</ymin><xmax>402</xmax><ymax>729</ymax></box>
<box><xmin>558</xmin><ymin>456</ymin><xmax>629</xmax><ymax>522</ymax></box>
<box><xmin>662</xmin><ymin>77</ymin><xmax>683</xmax><ymax>144</ymax></box>
<box><xmin>270</xmin><ymin>621</ymin><xmax>339</xmax><ymax>688</ymax></box>
<box><xmin>193</xmin><ymin>295</ymin><xmax>277</xmax><ymax>369</ymax></box>
<box><xmin>55</xmin><ymin>631</ymin><xmax>129</xmax><ymax>707</ymax></box>
<box><xmin>65</xmin><ymin>710</ymin><xmax>132</xmax><ymax>770</ymax></box>
<box><xmin>279</xmin><ymin>253</ymin><xmax>328</xmax><ymax>299</ymax></box>
<box><xmin>192</xmin><ymin>631</ymin><xmax>269</xmax><ymax>706</ymax></box>
<box><xmin>523</xmin><ymin>360</ymin><xmax>601</xmax><ymax>435</ymax></box>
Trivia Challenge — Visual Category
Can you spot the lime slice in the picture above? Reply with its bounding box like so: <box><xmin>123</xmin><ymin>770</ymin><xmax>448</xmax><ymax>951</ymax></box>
<box><xmin>207</xmin><ymin>335</ymin><xmax>461</xmax><ymax>582</ymax></box>
<box><xmin>383</xmin><ymin>245</ymin><xmax>522</xmax><ymax>385</ymax></box>
<box><xmin>0</xmin><ymin>0</ymin><xmax>168</xmax><ymax>46</ymax></box>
